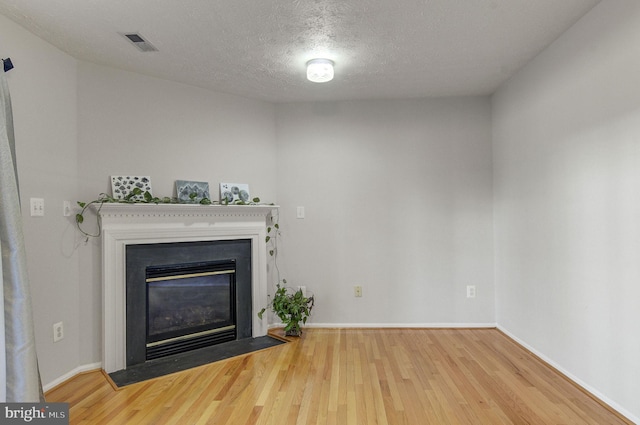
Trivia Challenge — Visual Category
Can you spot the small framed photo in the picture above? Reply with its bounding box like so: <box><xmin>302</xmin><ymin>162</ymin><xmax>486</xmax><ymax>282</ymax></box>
<box><xmin>220</xmin><ymin>183</ymin><xmax>250</xmax><ymax>203</ymax></box>
<box><xmin>111</xmin><ymin>176</ymin><xmax>152</xmax><ymax>201</ymax></box>
<box><xmin>176</xmin><ymin>180</ymin><xmax>210</xmax><ymax>203</ymax></box>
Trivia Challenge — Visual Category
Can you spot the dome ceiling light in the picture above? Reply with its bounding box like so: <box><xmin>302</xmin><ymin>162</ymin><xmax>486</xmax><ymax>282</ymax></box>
<box><xmin>306</xmin><ymin>58</ymin><xmax>334</xmax><ymax>83</ymax></box>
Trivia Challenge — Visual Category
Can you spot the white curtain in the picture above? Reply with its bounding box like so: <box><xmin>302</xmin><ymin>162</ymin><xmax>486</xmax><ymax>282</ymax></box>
<box><xmin>0</xmin><ymin>67</ymin><xmax>43</xmax><ymax>401</ymax></box>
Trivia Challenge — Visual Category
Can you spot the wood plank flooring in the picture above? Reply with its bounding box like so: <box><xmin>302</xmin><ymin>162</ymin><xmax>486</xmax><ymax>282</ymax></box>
<box><xmin>45</xmin><ymin>328</ymin><xmax>633</xmax><ymax>424</ymax></box>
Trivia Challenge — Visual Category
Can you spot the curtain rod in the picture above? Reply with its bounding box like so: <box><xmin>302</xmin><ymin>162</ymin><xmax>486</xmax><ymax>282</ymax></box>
<box><xmin>2</xmin><ymin>57</ymin><xmax>14</xmax><ymax>72</ymax></box>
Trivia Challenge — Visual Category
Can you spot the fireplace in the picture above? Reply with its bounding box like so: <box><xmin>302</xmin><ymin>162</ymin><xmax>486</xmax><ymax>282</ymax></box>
<box><xmin>125</xmin><ymin>239</ymin><xmax>252</xmax><ymax>366</ymax></box>
<box><xmin>99</xmin><ymin>203</ymin><xmax>273</xmax><ymax>373</ymax></box>
<box><xmin>145</xmin><ymin>260</ymin><xmax>237</xmax><ymax>359</ymax></box>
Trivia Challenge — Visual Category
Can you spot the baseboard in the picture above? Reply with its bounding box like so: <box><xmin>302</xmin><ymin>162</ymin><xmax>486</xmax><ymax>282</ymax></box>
<box><xmin>43</xmin><ymin>362</ymin><xmax>102</xmax><ymax>393</ymax></box>
<box><xmin>303</xmin><ymin>322</ymin><xmax>497</xmax><ymax>329</ymax></box>
<box><xmin>497</xmin><ymin>325</ymin><xmax>638</xmax><ymax>425</ymax></box>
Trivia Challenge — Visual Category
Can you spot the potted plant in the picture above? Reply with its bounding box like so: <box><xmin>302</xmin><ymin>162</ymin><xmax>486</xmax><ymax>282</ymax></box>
<box><xmin>258</xmin><ymin>281</ymin><xmax>314</xmax><ymax>337</ymax></box>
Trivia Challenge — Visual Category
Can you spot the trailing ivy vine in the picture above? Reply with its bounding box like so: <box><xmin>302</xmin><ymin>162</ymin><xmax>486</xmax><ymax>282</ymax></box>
<box><xmin>75</xmin><ymin>186</ymin><xmax>263</xmax><ymax>240</ymax></box>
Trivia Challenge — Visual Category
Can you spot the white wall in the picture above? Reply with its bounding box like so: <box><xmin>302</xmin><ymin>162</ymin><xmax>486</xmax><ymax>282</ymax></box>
<box><xmin>0</xmin><ymin>15</ymin><xmax>80</xmax><ymax>385</ymax></box>
<box><xmin>76</xmin><ymin>63</ymin><xmax>278</xmax><ymax>364</ymax></box>
<box><xmin>275</xmin><ymin>98</ymin><xmax>495</xmax><ymax>326</ymax></box>
<box><xmin>492</xmin><ymin>0</ymin><xmax>640</xmax><ymax>421</ymax></box>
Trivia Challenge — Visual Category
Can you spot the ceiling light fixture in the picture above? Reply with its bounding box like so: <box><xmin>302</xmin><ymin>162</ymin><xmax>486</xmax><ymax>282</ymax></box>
<box><xmin>306</xmin><ymin>58</ymin><xmax>334</xmax><ymax>83</ymax></box>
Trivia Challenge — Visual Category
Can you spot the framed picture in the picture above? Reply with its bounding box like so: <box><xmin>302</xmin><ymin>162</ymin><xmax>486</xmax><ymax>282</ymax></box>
<box><xmin>111</xmin><ymin>176</ymin><xmax>152</xmax><ymax>201</ymax></box>
<box><xmin>176</xmin><ymin>180</ymin><xmax>210</xmax><ymax>203</ymax></box>
<box><xmin>220</xmin><ymin>183</ymin><xmax>250</xmax><ymax>203</ymax></box>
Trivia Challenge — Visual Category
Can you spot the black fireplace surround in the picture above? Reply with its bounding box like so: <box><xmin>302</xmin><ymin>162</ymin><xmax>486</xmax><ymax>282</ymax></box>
<box><xmin>126</xmin><ymin>239</ymin><xmax>252</xmax><ymax>367</ymax></box>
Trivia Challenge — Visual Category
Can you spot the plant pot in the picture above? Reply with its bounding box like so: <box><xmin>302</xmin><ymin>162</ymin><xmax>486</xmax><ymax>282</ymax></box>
<box><xmin>285</xmin><ymin>328</ymin><xmax>302</xmax><ymax>337</ymax></box>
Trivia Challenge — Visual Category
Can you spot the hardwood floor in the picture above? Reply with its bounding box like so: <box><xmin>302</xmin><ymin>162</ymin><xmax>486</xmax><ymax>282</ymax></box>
<box><xmin>46</xmin><ymin>328</ymin><xmax>632</xmax><ymax>424</ymax></box>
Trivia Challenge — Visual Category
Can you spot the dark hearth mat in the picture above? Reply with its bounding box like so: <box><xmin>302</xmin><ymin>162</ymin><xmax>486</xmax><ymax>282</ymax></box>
<box><xmin>108</xmin><ymin>336</ymin><xmax>285</xmax><ymax>388</ymax></box>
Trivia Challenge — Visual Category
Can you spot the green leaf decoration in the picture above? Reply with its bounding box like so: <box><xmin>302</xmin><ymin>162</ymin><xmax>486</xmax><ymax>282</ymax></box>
<box><xmin>123</xmin><ymin>187</ymin><xmax>143</xmax><ymax>202</ymax></box>
<box><xmin>256</xmin><ymin>281</ymin><xmax>313</xmax><ymax>337</ymax></box>
<box><xmin>265</xmin><ymin>236</ymin><xmax>271</xmax><ymax>243</ymax></box>
<box><xmin>76</xmin><ymin>191</ymin><xmax>273</xmax><ymax>241</ymax></box>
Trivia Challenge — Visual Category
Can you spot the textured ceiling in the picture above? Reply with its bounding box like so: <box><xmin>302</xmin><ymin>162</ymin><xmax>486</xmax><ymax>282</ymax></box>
<box><xmin>0</xmin><ymin>0</ymin><xmax>600</xmax><ymax>103</ymax></box>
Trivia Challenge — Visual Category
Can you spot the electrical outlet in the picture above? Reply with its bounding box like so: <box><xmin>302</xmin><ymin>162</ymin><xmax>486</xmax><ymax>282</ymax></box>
<box><xmin>466</xmin><ymin>285</ymin><xmax>476</xmax><ymax>298</ymax></box>
<box><xmin>63</xmin><ymin>200</ymin><xmax>72</xmax><ymax>217</ymax></box>
<box><xmin>354</xmin><ymin>286</ymin><xmax>363</xmax><ymax>297</ymax></box>
<box><xmin>53</xmin><ymin>322</ymin><xmax>64</xmax><ymax>342</ymax></box>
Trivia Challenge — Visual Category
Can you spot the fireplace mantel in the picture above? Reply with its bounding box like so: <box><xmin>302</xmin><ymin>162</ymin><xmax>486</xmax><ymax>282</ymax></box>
<box><xmin>100</xmin><ymin>203</ymin><xmax>277</xmax><ymax>373</ymax></box>
<box><xmin>98</xmin><ymin>202</ymin><xmax>278</xmax><ymax>221</ymax></box>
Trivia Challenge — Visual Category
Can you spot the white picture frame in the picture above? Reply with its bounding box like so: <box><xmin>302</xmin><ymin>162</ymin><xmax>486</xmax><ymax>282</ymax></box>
<box><xmin>176</xmin><ymin>180</ymin><xmax>210</xmax><ymax>203</ymax></box>
<box><xmin>220</xmin><ymin>183</ymin><xmax>250</xmax><ymax>204</ymax></box>
<box><xmin>111</xmin><ymin>176</ymin><xmax>152</xmax><ymax>201</ymax></box>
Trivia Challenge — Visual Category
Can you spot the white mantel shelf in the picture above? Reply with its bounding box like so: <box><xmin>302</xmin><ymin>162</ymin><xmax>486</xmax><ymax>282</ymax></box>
<box><xmin>99</xmin><ymin>202</ymin><xmax>278</xmax><ymax>219</ymax></box>
<box><xmin>99</xmin><ymin>202</ymin><xmax>278</xmax><ymax>373</ymax></box>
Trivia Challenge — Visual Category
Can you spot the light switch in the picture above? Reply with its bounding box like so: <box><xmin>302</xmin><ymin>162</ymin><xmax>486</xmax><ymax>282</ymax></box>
<box><xmin>296</xmin><ymin>206</ymin><xmax>305</xmax><ymax>219</ymax></box>
<box><xmin>30</xmin><ymin>198</ymin><xmax>44</xmax><ymax>217</ymax></box>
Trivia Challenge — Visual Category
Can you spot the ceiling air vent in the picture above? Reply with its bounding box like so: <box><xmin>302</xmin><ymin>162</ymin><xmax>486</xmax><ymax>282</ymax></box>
<box><xmin>121</xmin><ymin>32</ymin><xmax>158</xmax><ymax>52</ymax></box>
